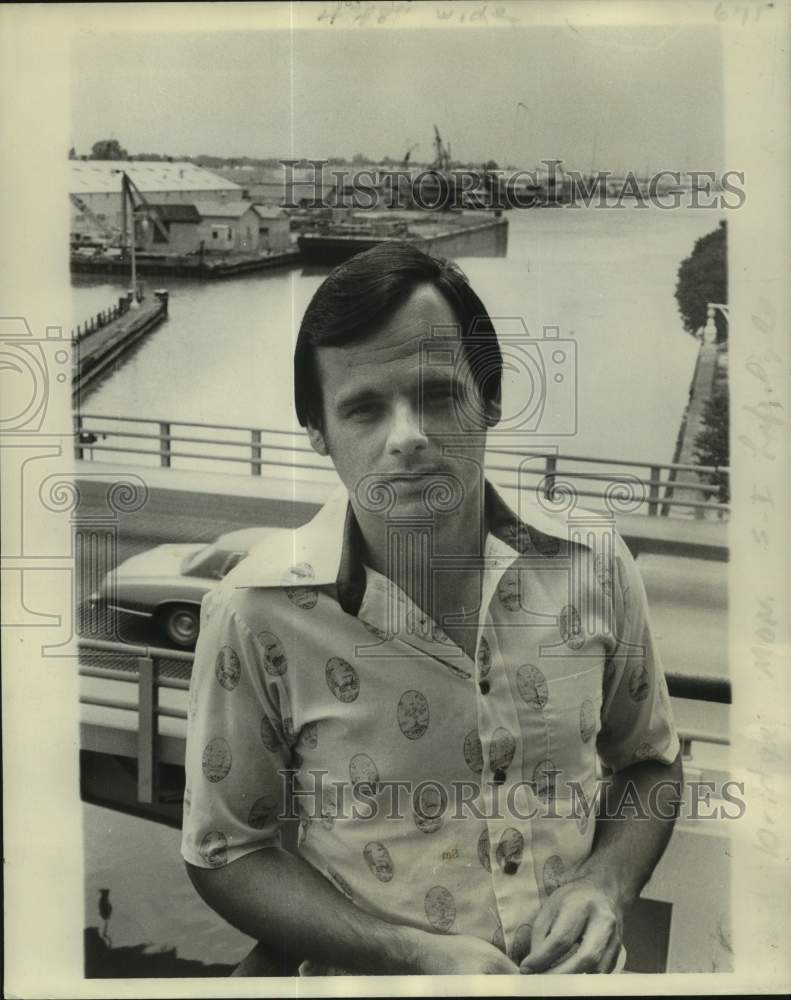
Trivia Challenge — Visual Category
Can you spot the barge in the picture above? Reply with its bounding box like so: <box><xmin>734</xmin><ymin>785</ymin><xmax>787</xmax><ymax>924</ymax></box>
<box><xmin>298</xmin><ymin>210</ymin><xmax>508</xmax><ymax>265</ymax></box>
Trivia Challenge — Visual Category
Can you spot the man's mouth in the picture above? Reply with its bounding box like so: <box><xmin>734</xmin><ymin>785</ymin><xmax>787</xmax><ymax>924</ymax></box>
<box><xmin>381</xmin><ymin>470</ymin><xmax>446</xmax><ymax>481</ymax></box>
<box><xmin>385</xmin><ymin>472</ymin><xmax>447</xmax><ymax>494</ymax></box>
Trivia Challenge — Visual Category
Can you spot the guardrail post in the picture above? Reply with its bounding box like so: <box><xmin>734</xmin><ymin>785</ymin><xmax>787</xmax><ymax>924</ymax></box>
<box><xmin>648</xmin><ymin>465</ymin><xmax>661</xmax><ymax>516</ymax></box>
<box><xmin>251</xmin><ymin>429</ymin><xmax>262</xmax><ymax>476</ymax></box>
<box><xmin>159</xmin><ymin>422</ymin><xmax>171</xmax><ymax>468</ymax></box>
<box><xmin>75</xmin><ymin>414</ymin><xmax>84</xmax><ymax>460</ymax></box>
<box><xmin>544</xmin><ymin>454</ymin><xmax>557</xmax><ymax>500</ymax></box>
<box><xmin>137</xmin><ymin>655</ymin><xmax>158</xmax><ymax>804</ymax></box>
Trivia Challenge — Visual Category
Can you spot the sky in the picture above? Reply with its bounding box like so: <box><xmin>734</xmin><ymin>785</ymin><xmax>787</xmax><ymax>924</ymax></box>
<box><xmin>70</xmin><ymin>24</ymin><xmax>724</xmax><ymax>173</ymax></box>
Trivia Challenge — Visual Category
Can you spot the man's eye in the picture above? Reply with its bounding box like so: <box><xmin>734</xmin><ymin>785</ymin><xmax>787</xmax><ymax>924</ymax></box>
<box><xmin>422</xmin><ymin>387</ymin><xmax>453</xmax><ymax>406</ymax></box>
<box><xmin>346</xmin><ymin>402</ymin><xmax>379</xmax><ymax>419</ymax></box>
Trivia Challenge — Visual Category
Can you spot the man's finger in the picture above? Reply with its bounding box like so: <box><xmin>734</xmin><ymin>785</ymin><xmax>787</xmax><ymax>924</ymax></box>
<box><xmin>520</xmin><ymin>904</ymin><xmax>588</xmax><ymax>972</ymax></box>
<box><xmin>543</xmin><ymin>912</ymin><xmax>617</xmax><ymax>975</ymax></box>
<box><xmin>596</xmin><ymin>937</ymin><xmax>623</xmax><ymax>974</ymax></box>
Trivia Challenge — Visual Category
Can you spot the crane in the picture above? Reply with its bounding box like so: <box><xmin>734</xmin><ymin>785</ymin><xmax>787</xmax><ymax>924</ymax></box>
<box><xmin>402</xmin><ymin>143</ymin><xmax>419</xmax><ymax>167</ymax></box>
<box><xmin>432</xmin><ymin>125</ymin><xmax>451</xmax><ymax>172</ymax></box>
<box><xmin>69</xmin><ymin>193</ymin><xmax>119</xmax><ymax>245</ymax></box>
<box><xmin>117</xmin><ymin>171</ymin><xmax>171</xmax><ymax>250</ymax></box>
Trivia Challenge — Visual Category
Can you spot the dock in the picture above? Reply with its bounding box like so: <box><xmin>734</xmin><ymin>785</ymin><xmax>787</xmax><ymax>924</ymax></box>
<box><xmin>70</xmin><ymin>247</ymin><xmax>302</xmax><ymax>280</ymax></box>
<box><xmin>73</xmin><ymin>291</ymin><xmax>168</xmax><ymax>399</ymax></box>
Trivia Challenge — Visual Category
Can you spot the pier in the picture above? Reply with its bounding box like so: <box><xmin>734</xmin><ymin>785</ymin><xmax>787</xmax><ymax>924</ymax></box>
<box><xmin>73</xmin><ymin>290</ymin><xmax>168</xmax><ymax>400</ymax></box>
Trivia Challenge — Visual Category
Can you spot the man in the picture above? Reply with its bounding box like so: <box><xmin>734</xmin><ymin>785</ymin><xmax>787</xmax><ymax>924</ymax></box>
<box><xmin>181</xmin><ymin>243</ymin><xmax>682</xmax><ymax>976</ymax></box>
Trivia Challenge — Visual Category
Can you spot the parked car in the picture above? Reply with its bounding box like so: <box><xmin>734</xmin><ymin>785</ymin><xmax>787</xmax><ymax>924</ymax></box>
<box><xmin>88</xmin><ymin>527</ymin><xmax>278</xmax><ymax>648</ymax></box>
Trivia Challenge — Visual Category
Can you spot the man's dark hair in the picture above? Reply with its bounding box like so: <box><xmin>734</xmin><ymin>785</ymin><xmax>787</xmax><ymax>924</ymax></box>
<box><xmin>294</xmin><ymin>242</ymin><xmax>503</xmax><ymax>429</ymax></box>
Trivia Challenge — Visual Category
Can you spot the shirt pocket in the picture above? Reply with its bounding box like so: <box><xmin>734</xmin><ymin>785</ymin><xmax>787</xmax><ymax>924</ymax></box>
<box><xmin>531</xmin><ymin>664</ymin><xmax>604</xmax><ymax>799</ymax></box>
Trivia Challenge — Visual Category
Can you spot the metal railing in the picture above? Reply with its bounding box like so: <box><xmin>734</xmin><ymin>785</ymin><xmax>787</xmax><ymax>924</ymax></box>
<box><xmin>79</xmin><ymin>637</ymin><xmax>730</xmax><ymax>806</ymax></box>
<box><xmin>72</xmin><ymin>295</ymin><xmax>134</xmax><ymax>341</ymax></box>
<box><xmin>73</xmin><ymin>413</ymin><xmax>730</xmax><ymax>519</ymax></box>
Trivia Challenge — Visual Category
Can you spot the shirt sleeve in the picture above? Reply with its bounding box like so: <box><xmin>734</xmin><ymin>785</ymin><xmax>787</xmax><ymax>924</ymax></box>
<box><xmin>596</xmin><ymin>532</ymin><xmax>680</xmax><ymax>773</ymax></box>
<box><xmin>181</xmin><ymin>583</ymin><xmax>294</xmax><ymax>869</ymax></box>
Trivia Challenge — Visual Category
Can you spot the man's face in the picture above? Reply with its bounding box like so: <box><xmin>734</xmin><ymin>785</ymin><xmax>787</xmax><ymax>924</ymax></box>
<box><xmin>309</xmin><ymin>284</ymin><xmax>496</xmax><ymax>520</ymax></box>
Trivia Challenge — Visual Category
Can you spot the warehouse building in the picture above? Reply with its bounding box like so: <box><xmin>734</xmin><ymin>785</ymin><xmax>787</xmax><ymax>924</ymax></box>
<box><xmin>69</xmin><ymin>161</ymin><xmax>242</xmax><ymax>242</ymax></box>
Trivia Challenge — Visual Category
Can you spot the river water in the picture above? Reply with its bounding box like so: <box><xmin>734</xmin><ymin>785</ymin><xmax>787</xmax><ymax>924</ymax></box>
<box><xmin>72</xmin><ymin>208</ymin><xmax>722</xmax><ymax>479</ymax></box>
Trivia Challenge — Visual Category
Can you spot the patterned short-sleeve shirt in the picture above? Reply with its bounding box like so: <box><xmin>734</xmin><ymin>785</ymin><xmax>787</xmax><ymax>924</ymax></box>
<box><xmin>181</xmin><ymin>482</ymin><xmax>679</xmax><ymax>967</ymax></box>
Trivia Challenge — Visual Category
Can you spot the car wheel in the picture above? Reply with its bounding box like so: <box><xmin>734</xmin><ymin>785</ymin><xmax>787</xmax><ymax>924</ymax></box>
<box><xmin>161</xmin><ymin>605</ymin><xmax>200</xmax><ymax>648</ymax></box>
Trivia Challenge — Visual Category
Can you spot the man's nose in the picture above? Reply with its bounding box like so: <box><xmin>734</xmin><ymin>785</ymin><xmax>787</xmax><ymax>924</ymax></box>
<box><xmin>386</xmin><ymin>399</ymin><xmax>428</xmax><ymax>457</ymax></box>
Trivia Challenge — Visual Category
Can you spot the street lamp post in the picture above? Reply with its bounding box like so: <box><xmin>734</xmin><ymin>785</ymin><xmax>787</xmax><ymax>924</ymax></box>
<box><xmin>129</xmin><ymin>206</ymin><xmax>139</xmax><ymax>309</ymax></box>
<box><xmin>703</xmin><ymin>301</ymin><xmax>729</xmax><ymax>343</ymax></box>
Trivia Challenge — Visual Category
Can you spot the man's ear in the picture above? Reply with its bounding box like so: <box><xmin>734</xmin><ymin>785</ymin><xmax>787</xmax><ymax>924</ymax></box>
<box><xmin>306</xmin><ymin>422</ymin><xmax>329</xmax><ymax>456</ymax></box>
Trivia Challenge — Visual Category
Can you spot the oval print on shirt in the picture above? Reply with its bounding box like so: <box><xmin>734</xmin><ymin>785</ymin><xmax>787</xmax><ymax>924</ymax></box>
<box><xmin>397</xmin><ymin>690</ymin><xmax>430</xmax><ymax>740</ymax></box>
<box><xmin>425</xmin><ymin>886</ymin><xmax>456</xmax><ymax>932</ymax></box>
<box><xmin>215</xmin><ymin>646</ymin><xmax>241</xmax><ymax>691</ymax></box>
<box><xmin>363</xmin><ymin>841</ymin><xmax>394</xmax><ymax>882</ymax></box>
<box><xmin>326</xmin><ymin>657</ymin><xmax>360</xmax><ymax>703</ymax></box>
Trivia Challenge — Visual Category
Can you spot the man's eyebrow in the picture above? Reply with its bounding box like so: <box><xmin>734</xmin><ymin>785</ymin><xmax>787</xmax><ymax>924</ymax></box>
<box><xmin>334</xmin><ymin>387</ymin><xmax>383</xmax><ymax>410</ymax></box>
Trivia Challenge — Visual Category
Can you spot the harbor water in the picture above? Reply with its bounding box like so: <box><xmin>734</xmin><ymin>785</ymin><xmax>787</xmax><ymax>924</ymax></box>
<box><xmin>72</xmin><ymin>208</ymin><xmax>722</xmax><ymax>473</ymax></box>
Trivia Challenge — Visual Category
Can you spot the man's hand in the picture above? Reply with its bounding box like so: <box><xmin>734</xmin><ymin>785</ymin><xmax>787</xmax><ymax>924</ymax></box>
<box><xmin>518</xmin><ymin>755</ymin><xmax>683</xmax><ymax>975</ymax></box>
<box><xmin>519</xmin><ymin>877</ymin><xmax>623</xmax><ymax>975</ymax></box>
<box><xmin>414</xmin><ymin>932</ymin><xmax>519</xmax><ymax>975</ymax></box>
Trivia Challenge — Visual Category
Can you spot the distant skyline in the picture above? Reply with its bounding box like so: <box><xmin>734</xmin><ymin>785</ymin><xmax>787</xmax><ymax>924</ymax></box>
<box><xmin>71</xmin><ymin>25</ymin><xmax>724</xmax><ymax>173</ymax></box>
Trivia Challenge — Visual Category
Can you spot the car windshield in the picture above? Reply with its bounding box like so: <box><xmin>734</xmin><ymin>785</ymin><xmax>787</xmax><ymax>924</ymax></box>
<box><xmin>181</xmin><ymin>545</ymin><xmax>230</xmax><ymax>580</ymax></box>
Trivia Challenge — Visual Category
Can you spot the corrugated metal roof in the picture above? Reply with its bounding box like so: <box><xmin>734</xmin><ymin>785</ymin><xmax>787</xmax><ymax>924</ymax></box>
<box><xmin>194</xmin><ymin>201</ymin><xmax>259</xmax><ymax>219</ymax></box>
<box><xmin>145</xmin><ymin>203</ymin><xmax>202</xmax><ymax>223</ymax></box>
<box><xmin>70</xmin><ymin>161</ymin><xmax>242</xmax><ymax>195</ymax></box>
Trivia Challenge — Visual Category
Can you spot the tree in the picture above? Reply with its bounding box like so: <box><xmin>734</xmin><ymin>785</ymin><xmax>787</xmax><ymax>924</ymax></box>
<box><xmin>675</xmin><ymin>220</ymin><xmax>728</xmax><ymax>342</ymax></box>
<box><xmin>91</xmin><ymin>138</ymin><xmax>128</xmax><ymax>161</ymax></box>
<box><xmin>68</xmin><ymin>146</ymin><xmax>76</xmax><ymax>160</ymax></box>
<box><xmin>693</xmin><ymin>375</ymin><xmax>729</xmax><ymax>503</ymax></box>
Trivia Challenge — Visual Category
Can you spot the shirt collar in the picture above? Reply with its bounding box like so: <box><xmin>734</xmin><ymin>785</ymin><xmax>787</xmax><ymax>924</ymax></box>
<box><xmin>230</xmin><ymin>481</ymin><xmax>591</xmax><ymax>615</ymax></box>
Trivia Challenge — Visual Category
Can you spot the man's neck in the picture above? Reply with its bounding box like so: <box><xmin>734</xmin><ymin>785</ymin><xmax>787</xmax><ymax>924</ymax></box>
<box><xmin>354</xmin><ymin>483</ymin><xmax>486</xmax><ymax>634</ymax></box>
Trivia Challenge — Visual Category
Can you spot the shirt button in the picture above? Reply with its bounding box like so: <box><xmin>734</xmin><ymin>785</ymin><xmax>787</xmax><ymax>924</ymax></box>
<box><xmin>493</xmin><ymin>768</ymin><xmax>506</xmax><ymax>785</ymax></box>
<box><xmin>479</xmin><ymin>679</ymin><xmax>490</xmax><ymax>695</ymax></box>
<box><xmin>504</xmin><ymin>861</ymin><xmax>519</xmax><ymax>875</ymax></box>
